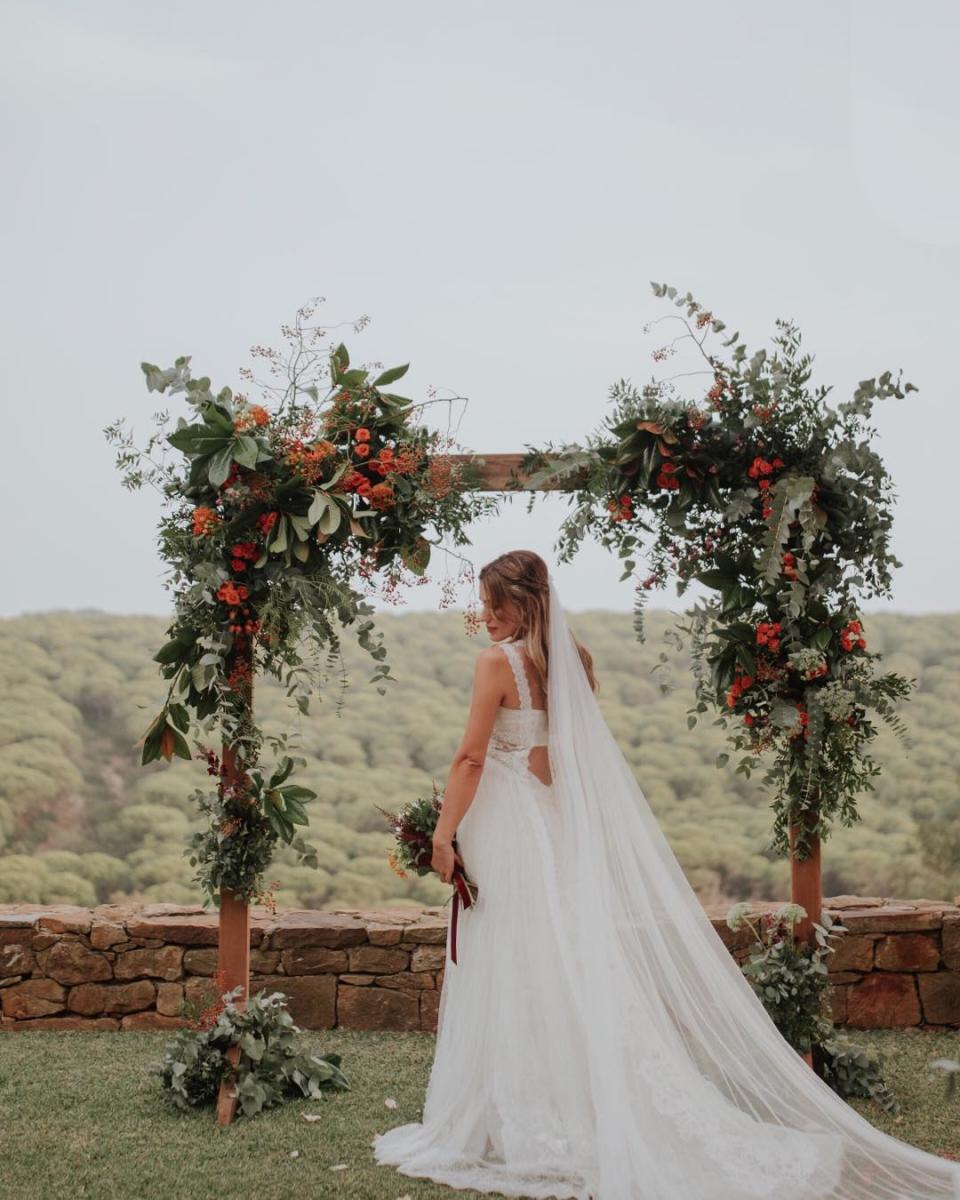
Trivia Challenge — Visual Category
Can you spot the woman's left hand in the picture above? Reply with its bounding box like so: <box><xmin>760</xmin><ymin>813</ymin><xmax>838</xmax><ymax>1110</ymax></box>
<box><xmin>432</xmin><ymin>839</ymin><xmax>464</xmax><ymax>885</ymax></box>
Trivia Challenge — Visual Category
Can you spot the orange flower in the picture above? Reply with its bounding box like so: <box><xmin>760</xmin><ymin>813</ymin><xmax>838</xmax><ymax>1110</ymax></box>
<box><xmin>354</xmin><ymin>443</ymin><xmax>371</xmax><ymax>458</ymax></box>
<box><xmin>370</xmin><ymin>483</ymin><xmax>395</xmax><ymax>511</ymax></box>
<box><xmin>355</xmin><ymin>427</ymin><xmax>371</xmax><ymax>442</ymax></box>
<box><xmin>192</xmin><ymin>506</ymin><xmax>220</xmax><ymax>536</ymax></box>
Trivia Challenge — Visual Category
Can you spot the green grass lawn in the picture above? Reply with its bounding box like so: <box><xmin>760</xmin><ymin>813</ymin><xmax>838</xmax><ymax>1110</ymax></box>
<box><xmin>0</xmin><ymin>1027</ymin><xmax>958</xmax><ymax>1200</ymax></box>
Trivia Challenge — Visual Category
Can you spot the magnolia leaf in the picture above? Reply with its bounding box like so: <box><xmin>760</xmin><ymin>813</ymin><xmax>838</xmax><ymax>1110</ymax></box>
<box><xmin>167</xmin><ymin>424</ymin><xmax>232</xmax><ymax>458</ymax></box>
<box><xmin>314</xmin><ymin>499</ymin><xmax>342</xmax><ymax>534</ymax></box>
<box><xmin>208</xmin><ymin>444</ymin><xmax>236</xmax><ymax>488</ymax></box>
<box><xmin>288</xmin><ymin>513</ymin><xmax>312</xmax><ymax>542</ymax></box>
<box><xmin>349</xmin><ymin>517</ymin><xmax>370</xmax><ymax>539</ymax></box>
<box><xmin>270</xmin><ymin>516</ymin><xmax>288</xmax><ymax>554</ymax></box>
<box><xmin>308</xmin><ymin>490</ymin><xmax>333</xmax><ymax>525</ymax></box>
<box><xmin>319</xmin><ymin>459</ymin><xmax>351</xmax><ymax>489</ymax></box>
<box><xmin>372</xmin><ymin>363</ymin><xmax>410</xmax><ymax>387</ymax></box>
<box><xmin>233</xmin><ymin>435</ymin><xmax>260</xmax><ymax>470</ymax></box>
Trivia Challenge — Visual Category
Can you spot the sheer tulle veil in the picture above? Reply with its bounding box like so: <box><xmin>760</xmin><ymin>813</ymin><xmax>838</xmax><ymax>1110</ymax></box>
<box><xmin>542</xmin><ymin>573</ymin><xmax>960</xmax><ymax>1200</ymax></box>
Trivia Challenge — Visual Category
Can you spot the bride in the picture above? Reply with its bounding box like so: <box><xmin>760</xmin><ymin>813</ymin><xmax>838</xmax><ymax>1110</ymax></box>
<box><xmin>372</xmin><ymin>549</ymin><xmax>960</xmax><ymax>1200</ymax></box>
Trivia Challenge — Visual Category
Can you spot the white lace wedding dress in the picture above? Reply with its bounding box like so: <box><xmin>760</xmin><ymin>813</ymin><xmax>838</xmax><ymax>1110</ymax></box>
<box><xmin>372</xmin><ymin>580</ymin><xmax>960</xmax><ymax>1200</ymax></box>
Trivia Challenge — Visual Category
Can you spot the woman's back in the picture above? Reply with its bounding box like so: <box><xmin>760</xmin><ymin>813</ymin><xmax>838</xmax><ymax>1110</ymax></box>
<box><xmin>490</xmin><ymin>639</ymin><xmax>552</xmax><ymax>787</ymax></box>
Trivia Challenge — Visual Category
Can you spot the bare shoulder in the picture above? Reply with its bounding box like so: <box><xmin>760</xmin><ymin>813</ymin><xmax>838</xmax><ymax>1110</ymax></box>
<box><xmin>473</xmin><ymin>645</ymin><xmax>510</xmax><ymax>686</ymax></box>
<box><xmin>475</xmin><ymin>644</ymin><xmax>507</xmax><ymax>672</ymax></box>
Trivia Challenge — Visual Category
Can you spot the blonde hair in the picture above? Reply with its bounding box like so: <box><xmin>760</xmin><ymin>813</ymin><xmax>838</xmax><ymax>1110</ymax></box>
<box><xmin>478</xmin><ymin>550</ymin><xmax>598</xmax><ymax>703</ymax></box>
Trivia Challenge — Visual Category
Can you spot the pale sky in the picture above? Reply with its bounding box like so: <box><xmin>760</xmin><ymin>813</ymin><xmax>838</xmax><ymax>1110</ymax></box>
<box><xmin>2</xmin><ymin>0</ymin><xmax>957</xmax><ymax>617</ymax></box>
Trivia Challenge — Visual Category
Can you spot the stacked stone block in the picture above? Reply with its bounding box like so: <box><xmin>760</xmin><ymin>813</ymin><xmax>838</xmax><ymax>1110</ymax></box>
<box><xmin>1</xmin><ymin>896</ymin><xmax>958</xmax><ymax>1033</ymax></box>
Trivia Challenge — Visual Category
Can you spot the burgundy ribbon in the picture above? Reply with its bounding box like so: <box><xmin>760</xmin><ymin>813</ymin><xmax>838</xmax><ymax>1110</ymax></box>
<box><xmin>449</xmin><ymin>866</ymin><xmax>474</xmax><ymax>965</ymax></box>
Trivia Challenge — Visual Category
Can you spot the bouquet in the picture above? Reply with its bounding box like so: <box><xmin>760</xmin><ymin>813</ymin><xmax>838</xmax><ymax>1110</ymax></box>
<box><xmin>377</xmin><ymin>782</ymin><xmax>479</xmax><ymax>964</ymax></box>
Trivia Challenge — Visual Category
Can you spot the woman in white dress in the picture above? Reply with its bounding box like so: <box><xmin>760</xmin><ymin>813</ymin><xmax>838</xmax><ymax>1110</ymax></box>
<box><xmin>372</xmin><ymin>549</ymin><xmax>960</xmax><ymax>1200</ymax></box>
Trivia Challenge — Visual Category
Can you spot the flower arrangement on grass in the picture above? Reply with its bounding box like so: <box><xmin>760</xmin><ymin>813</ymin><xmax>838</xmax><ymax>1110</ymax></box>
<box><xmin>154</xmin><ymin>983</ymin><xmax>348</xmax><ymax>1119</ymax></box>
<box><xmin>519</xmin><ymin>283</ymin><xmax>917</xmax><ymax>859</ymax></box>
<box><xmin>726</xmin><ymin>901</ymin><xmax>900</xmax><ymax>1115</ymax></box>
<box><xmin>105</xmin><ymin>302</ymin><xmax>496</xmax><ymax>907</ymax></box>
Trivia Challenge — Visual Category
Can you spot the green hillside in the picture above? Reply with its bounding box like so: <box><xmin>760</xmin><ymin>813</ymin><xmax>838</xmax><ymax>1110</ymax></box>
<box><xmin>0</xmin><ymin>610</ymin><xmax>957</xmax><ymax>911</ymax></box>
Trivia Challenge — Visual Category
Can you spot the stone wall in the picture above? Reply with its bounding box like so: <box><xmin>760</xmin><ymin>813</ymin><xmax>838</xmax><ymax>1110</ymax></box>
<box><xmin>1</xmin><ymin>895</ymin><xmax>958</xmax><ymax>1033</ymax></box>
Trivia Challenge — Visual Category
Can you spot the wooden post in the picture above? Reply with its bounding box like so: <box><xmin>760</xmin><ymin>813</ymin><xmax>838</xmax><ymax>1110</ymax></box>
<box><xmin>789</xmin><ymin>803</ymin><xmax>822</xmax><ymax>1071</ymax></box>
<box><xmin>788</xmin><ymin>784</ymin><xmax>823</xmax><ymax>941</ymax></box>
<box><xmin>789</xmin><ymin>817</ymin><xmax>822</xmax><ymax>945</ymax></box>
<box><xmin>215</xmin><ymin>640</ymin><xmax>254</xmax><ymax>1125</ymax></box>
<box><xmin>215</xmin><ymin>885</ymin><xmax>250</xmax><ymax>1124</ymax></box>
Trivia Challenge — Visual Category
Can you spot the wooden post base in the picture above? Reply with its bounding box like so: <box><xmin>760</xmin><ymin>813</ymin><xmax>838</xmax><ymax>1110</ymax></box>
<box><xmin>215</xmin><ymin>887</ymin><xmax>251</xmax><ymax>1126</ymax></box>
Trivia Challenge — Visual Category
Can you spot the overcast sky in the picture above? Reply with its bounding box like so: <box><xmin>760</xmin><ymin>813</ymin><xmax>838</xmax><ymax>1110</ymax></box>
<box><xmin>2</xmin><ymin>0</ymin><xmax>957</xmax><ymax>619</ymax></box>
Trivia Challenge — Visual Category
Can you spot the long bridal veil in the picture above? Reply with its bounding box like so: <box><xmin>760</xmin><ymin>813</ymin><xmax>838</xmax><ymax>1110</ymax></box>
<box><xmin>543</xmin><ymin>574</ymin><xmax>960</xmax><ymax>1200</ymax></box>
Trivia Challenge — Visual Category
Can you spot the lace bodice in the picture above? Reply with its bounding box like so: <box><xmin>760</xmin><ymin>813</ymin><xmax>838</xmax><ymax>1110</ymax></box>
<box><xmin>489</xmin><ymin>639</ymin><xmax>549</xmax><ymax>757</ymax></box>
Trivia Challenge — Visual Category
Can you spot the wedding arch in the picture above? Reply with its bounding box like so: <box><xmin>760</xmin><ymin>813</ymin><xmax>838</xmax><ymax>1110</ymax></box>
<box><xmin>106</xmin><ymin>283</ymin><xmax>916</xmax><ymax>1122</ymax></box>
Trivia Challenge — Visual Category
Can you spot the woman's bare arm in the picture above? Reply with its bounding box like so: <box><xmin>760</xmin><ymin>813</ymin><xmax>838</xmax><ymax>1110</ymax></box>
<box><xmin>431</xmin><ymin>647</ymin><xmax>506</xmax><ymax>881</ymax></box>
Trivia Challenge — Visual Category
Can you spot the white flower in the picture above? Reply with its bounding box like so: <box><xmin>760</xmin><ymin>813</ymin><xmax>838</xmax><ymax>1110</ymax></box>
<box><xmin>725</xmin><ymin>901</ymin><xmax>752</xmax><ymax>931</ymax></box>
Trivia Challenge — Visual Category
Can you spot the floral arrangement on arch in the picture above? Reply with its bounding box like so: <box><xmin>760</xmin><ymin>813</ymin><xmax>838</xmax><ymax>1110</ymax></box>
<box><xmin>519</xmin><ymin>282</ymin><xmax>917</xmax><ymax>859</ymax></box>
<box><xmin>105</xmin><ymin>302</ymin><xmax>496</xmax><ymax>907</ymax></box>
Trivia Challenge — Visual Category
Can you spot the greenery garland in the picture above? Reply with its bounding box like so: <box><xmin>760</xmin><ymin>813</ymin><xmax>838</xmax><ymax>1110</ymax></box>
<box><xmin>105</xmin><ymin>305</ymin><xmax>495</xmax><ymax>907</ymax></box>
<box><xmin>519</xmin><ymin>282</ymin><xmax>917</xmax><ymax>860</ymax></box>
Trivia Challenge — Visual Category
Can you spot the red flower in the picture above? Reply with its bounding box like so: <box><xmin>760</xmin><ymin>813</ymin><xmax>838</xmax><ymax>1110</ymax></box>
<box><xmin>725</xmin><ymin>669</ymin><xmax>754</xmax><ymax>708</ymax></box>
<box><xmin>747</xmin><ymin>456</ymin><xmax>774</xmax><ymax>479</ymax></box>
<box><xmin>256</xmin><ymin>511</ymin><xmax>278</xmax><ymax>534</ymax></box>
<box><xmin>217</xmin><ymin>581</ymin><xmax>250</xmax><ymax>606</ymax></box>
<box><xmin>355</xmin><ymin>428</ymin><xmax>371</xmax><ymax>442</ymax></box>
<box><xmin>354</xmin><ymin>443</ymin><xmax>371</xmax><ymax>458</ymax></box>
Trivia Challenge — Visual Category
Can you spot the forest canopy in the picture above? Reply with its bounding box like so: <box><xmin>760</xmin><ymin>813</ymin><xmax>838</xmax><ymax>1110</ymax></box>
<box><xmin>0</xmin><ymin>609</ymin><xmax>956</xmax><ymax>911</ymax></box>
